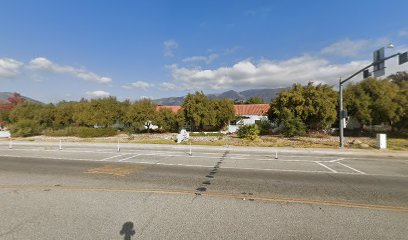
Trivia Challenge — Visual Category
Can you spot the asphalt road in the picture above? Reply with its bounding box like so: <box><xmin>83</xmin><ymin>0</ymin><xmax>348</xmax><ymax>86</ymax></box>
<box><xmin>0</xmin><ymin>142</ymin><xmax>407</xmax><ymax>239</ymax></box>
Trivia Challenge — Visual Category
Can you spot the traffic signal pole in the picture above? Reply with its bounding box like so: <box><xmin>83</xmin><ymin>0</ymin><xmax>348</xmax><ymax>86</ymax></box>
<box><xmin>339</xmin><ymin>79</ymin><xmax>344</xmax><ymax>148</ymax></box>
<box><xmin>338</xmin><ymin>52</ymin><xmax>404</xmax><ymax>148</ymax></box>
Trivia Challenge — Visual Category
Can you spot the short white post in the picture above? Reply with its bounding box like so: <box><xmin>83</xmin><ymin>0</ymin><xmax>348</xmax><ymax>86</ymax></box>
<box><xmin>376</xmin><ymin>133</ymin><xmax>387</xmax><ymax>149</ymax></box>
<box><xmin>275</xmin><ymin>149</ymin><xmax>278</xmax><ymax>159</ymax></box>
<box><xmin>8</xmin><ymin>138</ymin><xmax>12</xmax><ymax>149</ymax></box>
<box><xmin>59</xmin><ymin>139</ymin><xmax>62</xmax><ymax>151</ymax></box>
<box><xmin>117</xmin><ymin>139</ymin><xmax>120</xmax><ymax>152</ymax></box>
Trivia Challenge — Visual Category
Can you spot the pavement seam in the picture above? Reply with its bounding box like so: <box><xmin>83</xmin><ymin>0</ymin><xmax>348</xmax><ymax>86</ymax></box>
<box><xmin>1</xmin><ymin>185</ymin><xmax>407</xmax><ymax>213</ymax></box>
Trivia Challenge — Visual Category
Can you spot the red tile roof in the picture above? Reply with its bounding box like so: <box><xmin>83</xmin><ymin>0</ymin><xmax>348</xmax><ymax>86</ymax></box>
<box><xmin>156</xmin><ymin>104</ymin><xmax>270</xmax><ymax>115</ymax></box>
<box><xmin>234</xmin><ymin>104</ymin><xmax>270</xmax><ymax>115</ymax></box>
<box><xmin>156</xmin><ymin>105</ymin><xmax>182</xmax><ymax>113</ymax></box>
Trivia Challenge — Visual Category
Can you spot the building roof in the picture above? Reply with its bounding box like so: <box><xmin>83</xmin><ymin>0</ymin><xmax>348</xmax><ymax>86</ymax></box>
<box><xmin>156</xmin><ymin>105</ymin><xmax>182</xmax><ymax>113</ymax></box>
<box><xmin>234</xmin><ymin>104</ymin><xmax>270</xmax><ymax>115</ymax></box>
<box><xmin>156</xmin><ymin>104</ymin><xmax>270</xmax><ymax>116</ymax></box>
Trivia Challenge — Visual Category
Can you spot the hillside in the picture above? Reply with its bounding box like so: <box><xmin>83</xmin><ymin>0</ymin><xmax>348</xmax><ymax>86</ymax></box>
<box><xmin>153</xmin><ymin>88</ymin><xmax>289</xmax><ymax>106</ymax></box>
<box><xmin>0</xmin><ymin>92</ymin><xmax>43</xmax><ymax>104</ymax></box>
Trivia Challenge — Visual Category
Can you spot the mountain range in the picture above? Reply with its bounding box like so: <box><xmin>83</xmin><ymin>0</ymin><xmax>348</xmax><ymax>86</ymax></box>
<box><xmin>0</xmin><ymin>92</ymin><xmax>43</xmax><ymax>104</ymax></box>
<box><xmin>0</xmin><ymin>88</ymin><xmax>289</xmax><ymax>106</ymax></box>
<box><xmin>153</xmin><ymin>88</ymin><xmax>289</xmax><ymax>106</ymax></box>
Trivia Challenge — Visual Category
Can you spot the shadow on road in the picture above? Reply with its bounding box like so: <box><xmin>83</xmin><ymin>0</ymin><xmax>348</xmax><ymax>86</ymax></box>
<box><xmin>120</xmin><ymin>221</ymin><xmax>136</xmax><ymax>240</ymax></box>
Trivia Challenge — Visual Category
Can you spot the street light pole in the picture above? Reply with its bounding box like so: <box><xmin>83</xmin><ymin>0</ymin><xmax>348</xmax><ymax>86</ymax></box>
<box><xmin>339</xmin><ymin>78</ymin><xmax>344</xmax><ymax>148</ymax></box>
<box><xmin>337</xmin><ymin>48</ymin><xmax>405</xmax><ymax>148</ymax></box>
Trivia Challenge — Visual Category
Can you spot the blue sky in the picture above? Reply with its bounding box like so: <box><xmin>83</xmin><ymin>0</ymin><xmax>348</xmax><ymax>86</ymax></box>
<box><xmin>1</xmin><ymin>0</ymin><xmax>407</xmax><ymax>103</ymax></box>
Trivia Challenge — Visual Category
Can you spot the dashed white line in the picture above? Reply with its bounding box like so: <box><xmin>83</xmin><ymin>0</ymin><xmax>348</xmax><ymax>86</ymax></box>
<box><xmin>315</xmin><ymin>162</ymin><xmax>338</xmax><ymax>173</ymax></box>
<box><xmin>337</xmin><ymin>162</ymin><xmax>366</xmax><ymax>174</ymax></box>
<box><xmin>329</xmin><ymin>158</ymin><xmax>345</xmax><ymax>163</ymax></box>
<box><xmin>118</xmin><ymin>154</ymin><xmax>141</xmax><ymax>162</ymax></box>
<box><xmin>98</xmin><ymin>154</ymin><xmax>128</xmax><ymax>161</ymax></box>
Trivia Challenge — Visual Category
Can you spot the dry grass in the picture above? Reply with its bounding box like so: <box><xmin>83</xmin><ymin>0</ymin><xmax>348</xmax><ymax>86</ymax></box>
<box><xmin>3</xmin><ymin>132</ymin><xmax>408</xmax><ymax>151</ymax></box>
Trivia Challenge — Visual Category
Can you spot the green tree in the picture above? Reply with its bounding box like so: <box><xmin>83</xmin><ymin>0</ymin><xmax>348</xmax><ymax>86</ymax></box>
<box><xmin>281</xmin><ymin>109</ymin><xmax>306</xmax><ymax>137</ymax></box>
<box><xmin>345</xmin><ymin>78</ymin><xmax>402</xmax><ymax>130</ymax></box>
<box><xmin>213</xmin><ymin>99</ymin><xmax>235</xmax><ymax>130</ymax></box>
<box><xmin>124</xmin><ymin>99</ymin><xmax>156</xmax><ymax>132</ymax></box>
<box><xmin>245</xmin><ymin>96</ymin><xmax>264</xmax><ymax>104</ymax></box>
<box><xmin>154</xmin><ymin>108</ymin><xmax>180</xmax><ymax>132</ymax></box>
<box><xmin>54</xmin><ymin>102</ymin><xmax>76</xmax><ymax>128</ymax></box>
<box><xmin>268</xmin><ymin>82</ymin><xmax>338</xmax><ymax>131</ymax></box>
<box><xmin>182</xmin><ymin>91</ymin><xmax>216</xmax><ymax>131</ymax></box>
<box><xmin>388</xmin><ymin>71</ymin><xmax>408</xmax><ymax>86</ymax></box>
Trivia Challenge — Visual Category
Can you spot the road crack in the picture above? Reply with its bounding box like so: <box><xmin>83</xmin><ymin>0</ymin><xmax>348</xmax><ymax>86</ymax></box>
<box><xmin>195</xmin><ymin>151</ymin><xmax>229</xmax><ymax>194</ymax></box>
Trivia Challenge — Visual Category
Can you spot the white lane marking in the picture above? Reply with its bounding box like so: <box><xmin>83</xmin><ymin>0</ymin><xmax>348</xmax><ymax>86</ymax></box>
<box><xmin>315</xmin><ymin>162</ymin><xmax>338</xmax><ymax>173</ymax></box>
<box><xmin>337</xmin><ymin>162</ymin><xmax>366</xmax><ymax>174</ymax></box>
<box><xmin>4</xmin><ymin>148</ymin><xmax>123</xmax><ymax>155</ymax></box>
<box><xmin>118</xmin><ymin>155</ymin><xmax>141</xmax><ymax>162</ymax></box>
<box><xmin>329</xmin><ymin>158</ymin><xmax>345</xmax><ymax>163</ymax></box>
<box><xmin>98</xmin><ymin>154</ymin><xmax>128</xmax><ymax>161</ymax></box>
<box><xmin>0</xmin><ymin>154</ymin><xmax>93</xmax><ymax>161</ymax></box>
<box><xmin>1</xmin><ymin>153</ymin><xmax>407</xmax><ymax>178</ymax></box>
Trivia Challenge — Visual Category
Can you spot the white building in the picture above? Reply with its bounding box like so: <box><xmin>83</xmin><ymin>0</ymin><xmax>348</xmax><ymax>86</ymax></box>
<box><xmin>228</xmin><ymin>104</ymin><xmax>270</xmax><ymax>133</ymax></box>
<box><xmin>154</xmin><ymin>104</ymin><xmax>270</xmax><ymax>133</ymax></box>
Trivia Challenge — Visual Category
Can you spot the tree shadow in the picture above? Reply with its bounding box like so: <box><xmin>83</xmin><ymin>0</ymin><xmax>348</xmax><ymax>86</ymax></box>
<box><xmin>120</xmin><ymin>221</ymin><xmax>136</xmax><ymax>240</ymax></box>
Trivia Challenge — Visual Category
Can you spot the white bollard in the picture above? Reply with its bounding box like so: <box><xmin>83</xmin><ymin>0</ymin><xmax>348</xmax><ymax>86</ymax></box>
<box><xmin>8</xmin><ymin>139</ymin><xmax>12</xmax><ymax>149</ymax></box>
<box><xmin>376</xmin><ymin>134</ymin><xmax>387</xmax><ymax>149</ymax></box>
<box><xmin>189</xmin><ymin>141</ymin><xmax>192</xmax><ymax>156</ymax></box>
<box><xmin>59</xmin><ymin>139</ymin><xmax>62</xmax><ymax>151</ymax></box>
<box><xmin>275</xmin><ymin>150</ymin><xmax>278</xmax><ymax>159</ymax></box>
<box><xmin>117</xmin><ymin>139</ymin><xmax>121</xmax><ymax>152</ymax></box>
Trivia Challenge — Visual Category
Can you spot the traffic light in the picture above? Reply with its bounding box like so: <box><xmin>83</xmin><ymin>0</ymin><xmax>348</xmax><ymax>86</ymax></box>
<box><xmin>400</xmin><ymin>52</ymin><xmax>408</xmax><ymax>65</ymax></box>
<box><xmin>363</xmin><ymin>69</ymin><xmax>371</xmax><ymax>79</ymax></box>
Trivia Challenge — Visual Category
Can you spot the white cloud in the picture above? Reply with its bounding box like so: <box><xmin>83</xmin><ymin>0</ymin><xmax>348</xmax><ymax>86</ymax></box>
<box><xmin>85</xmin><ymin>90</ymin><xmax>110</xmax><ymax>98</ymax></box>
<box><xmin>139</xmin><ymin>96</ymin><xmax>151</xmax><ymax>100</ymax></box>
<box><xmin>182</xmin><ymin>53</ymin><xmax>219</xmax><ymax>65</ymax></box>
<box><xmin>122</xmin><ymin>81</ymin><xmax>154</xmax><ymax>90</ymax></box>
<box><xmin>159</xmin><ymin>82</ymin><xmax>177</xmax><ymax>90</ymax></box>
<box><xmin>28</xmin><ymin>57</ymin><xmax>112</xmax><ymax>84</ymax></box>
<box><xmin>0</xmin><ymin>58</ymin><xmax>23</xmax><ymax>79</ymax></box>
<box><xmin>163</xmin><ymin>40</ymin><xmax>178</xmax><ymax>57</ymax></box>
<box><xmin>399</xmin><ymin>30</ymin><xmax>408</xmax><ymax>37</ymax></box>
<box><xmin>168</xmin><ymin>56</ymin><xmax>370</xmax><ymax>90</ymax></box>
<box><xmin>321</xmin><ymin>38</ymin><xmax>389</xmax><ymax>57</ymax></box>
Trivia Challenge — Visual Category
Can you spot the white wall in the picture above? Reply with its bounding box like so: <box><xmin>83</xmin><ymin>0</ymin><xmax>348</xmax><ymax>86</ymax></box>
<box><xmin>228</xmin><ymin>115</ymin><xmax>268</xmax><ymax>133</ymax></box>
<box><xmin>0</xmin><ymin>131</ymin><xmax>11</xmax><ymax>138</ymax></box>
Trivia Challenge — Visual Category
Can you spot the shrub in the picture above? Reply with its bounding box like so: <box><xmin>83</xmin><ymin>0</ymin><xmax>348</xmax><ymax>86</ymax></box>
<box><xmin>43</xmin><ymin>127</ymin><xmax>117</xmax><ymax>138</ymax></box>
<box><xmin>9</xmin><ymin>119</ymin><xmax>41</xmax><ymax>137</ymax></box>
<box><xmin>189</xmin><ymin>132</ymin><xmax>224</xmax><ymax>137</ymax></box>
<box><xmin>256</xmin><ymin>119</ymin><xmax>273</xmax><ymax>135</ymax></box>
<box><xmin>237</xmin><ymin>124</ymin><xmax>260</xmax><ymax>140</ymax></box>
<box><xmin>281</xmin><ymin>111</ymin><xmax>306</xmax><ymax>137</ymax></box>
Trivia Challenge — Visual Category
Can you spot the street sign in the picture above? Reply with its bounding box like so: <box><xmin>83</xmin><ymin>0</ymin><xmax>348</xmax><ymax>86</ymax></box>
<box><xmin>373</xmin><ymin>47</ymin><xmax>385</xmax><ymax>77</ymax></box>
<box><xmin>399</xmin><ymin>52</ymin><xmax>408</xmax><ymax>65</ymax></box>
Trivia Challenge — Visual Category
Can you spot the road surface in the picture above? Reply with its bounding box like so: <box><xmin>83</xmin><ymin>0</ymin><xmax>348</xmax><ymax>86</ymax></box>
<box><xmin>0</xmin><ymin>142</ymin><xmax>407</xmax><ymax>239</ymax></box>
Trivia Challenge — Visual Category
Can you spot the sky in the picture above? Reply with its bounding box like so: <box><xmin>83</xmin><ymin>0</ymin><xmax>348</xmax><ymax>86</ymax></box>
<box><xmin>0</xmin><ymin>0</ymin><xmax>408</xmax><ymax>103</ymax></box>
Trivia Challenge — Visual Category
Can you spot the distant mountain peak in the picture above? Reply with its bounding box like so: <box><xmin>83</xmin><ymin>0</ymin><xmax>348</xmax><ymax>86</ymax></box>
<box><xmin>0</xmin><ymin>92</ymin><xmax>43</xmax><ymax>105</ymax></box>
<box><xmin>153</xmin><ymin>88</ymin><xmax>289</xmax><ymax>106</ymax></box>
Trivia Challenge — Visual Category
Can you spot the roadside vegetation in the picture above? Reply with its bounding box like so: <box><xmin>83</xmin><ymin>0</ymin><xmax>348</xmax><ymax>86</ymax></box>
<box><xmin>1</xmin><ymin>72</ymin><xmax>407</xmax><ymax>150</ymax></box>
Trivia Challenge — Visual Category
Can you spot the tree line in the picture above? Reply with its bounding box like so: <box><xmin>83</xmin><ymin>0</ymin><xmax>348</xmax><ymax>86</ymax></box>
<box><xmin>267</xmin><ymin>72</ymin><xmax>408</xmax><ymax>136</ymax></box>
<box><xmin>1</xmin><ymin>71</ymin><xmax>407</xmax><ymax>137</ymax></box>
<box><xmin>0</xmin><ymin>92</ymin><xmax>236</xmax><ymax>136</ymax></box>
